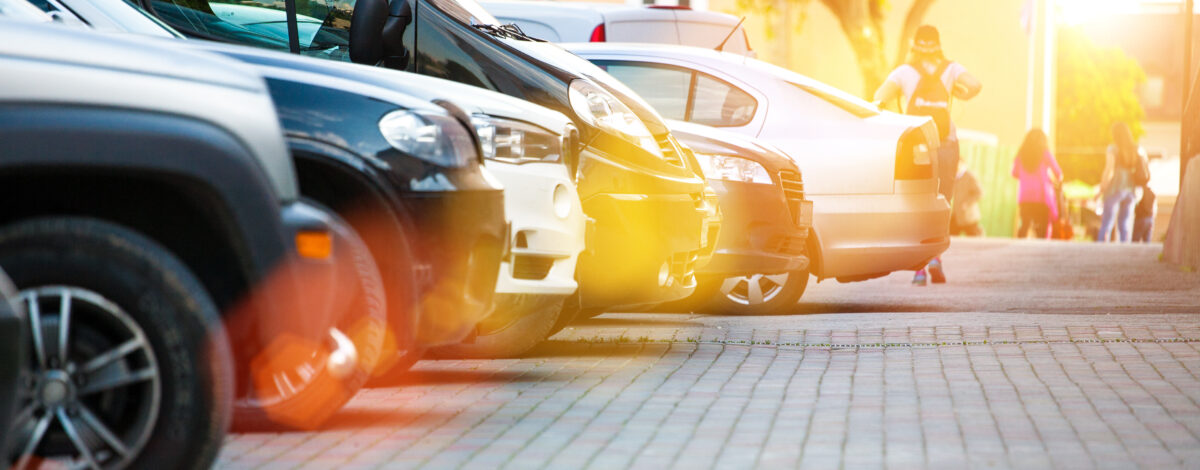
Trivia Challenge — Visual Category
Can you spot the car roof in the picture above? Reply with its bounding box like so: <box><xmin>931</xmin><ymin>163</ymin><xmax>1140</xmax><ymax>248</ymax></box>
<box><xmin>565</xmin><ymin>42</ymin><xmax>882</xmax><ymax>117</ymax></box>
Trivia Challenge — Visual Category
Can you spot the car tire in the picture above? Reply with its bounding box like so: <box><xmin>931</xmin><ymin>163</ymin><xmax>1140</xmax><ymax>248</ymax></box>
<box><xmin>429</xmin><ymin>294</ymin><xmax>566</xmax><ymax>359</ymax></box>
<box><xmin>0</xmin><ymin>217</ymin><xmax>233</xmax><ymax>470</ymax></box>
<box><xmin>233</xmin><ymin>220</ymin><xmax>387</xmax><ymax>431</ymax></box>
<box><xmin>701</xmin><ymin>270</ymin><xmax>809</xmax><ymax>316</ymax></box>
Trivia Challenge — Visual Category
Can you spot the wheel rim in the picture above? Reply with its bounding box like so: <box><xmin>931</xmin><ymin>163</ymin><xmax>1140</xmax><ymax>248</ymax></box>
<box><xmin>720</xmin><ymin>273</ymin><xmax>790</xmax><ymax>306</ymax></box>
<box><xmin>11</xmin><ymin>286</ymin><xmax>161</xmax><ymax>470</ymax></box>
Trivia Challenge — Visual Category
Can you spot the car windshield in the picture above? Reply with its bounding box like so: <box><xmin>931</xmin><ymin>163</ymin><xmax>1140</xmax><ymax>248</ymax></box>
<box><xmin>428</xmin><ymin>0</ymin><xmax>500</xmax><ymax>26</ymax></box>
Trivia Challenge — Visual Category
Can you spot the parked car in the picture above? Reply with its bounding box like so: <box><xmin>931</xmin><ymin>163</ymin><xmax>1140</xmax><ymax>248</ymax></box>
<box><xmin>34</xmin><ymin>0</ymin><xmax>583</xmax><ymax>360</ymax></box>
<box><xmin>0</xmin><ymin>266</ymin><xmax>26</xmax><ymax>461</ymax></box>
<box><xmin>132</xmin><ymin>0</ymin><xmax>716</xmax><ymax>319</ymax></box>
<box><xmin>484</xmin><ymin>1</ymin><xmax>752</xmax><ymax>55</ymax></box>
<box><xmin>569</xmin><ymin>44</ymin><xmax>950</xmax><ymax>283</ymax></box>
<box><xmin>207</xmin><ymin>44</ymin><xmax>582</xmax><ymax>360</ymax></box>
<box><xmin>668</xmin><ymin>121</ymin><xmax>813</xmax><ymax>315</ymax></box>
<box><xmin>0</xmin><ymin>19</ymin><xmax>382</xmax><ymax>464</ymax></box>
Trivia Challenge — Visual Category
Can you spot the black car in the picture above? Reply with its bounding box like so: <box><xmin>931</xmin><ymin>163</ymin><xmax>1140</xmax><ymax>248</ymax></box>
<box><xmin>207</xmin><ymin>46</ymin><xmax>508</xmax><ymax>377</ymax></box>
<box><xmin>668</xmin><ymin>120</ymin><xmax>814</xmax><ymax>315</ymax></box>
<box><xmin>134</xmin><ymin>0</ymin><xmax>715</xmax><ymax>319</ymax></box>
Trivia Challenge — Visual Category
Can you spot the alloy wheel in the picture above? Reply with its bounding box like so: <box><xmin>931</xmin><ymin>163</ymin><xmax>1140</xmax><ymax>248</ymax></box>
<box><xmin>11</xmin><ymin>286</ymin><xmax>161</xmax><ymax>470</ymax></box>
<box><xmin>720</xmin><ymin>273</ymin><xmax>790</xmax><ymax>306</ymax></box>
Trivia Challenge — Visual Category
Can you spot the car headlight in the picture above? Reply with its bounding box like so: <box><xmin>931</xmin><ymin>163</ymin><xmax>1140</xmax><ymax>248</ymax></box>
<box><xmin>567</xmin><ymin>80</ymin><xmax>663</xmax><ymax>159</ymax></box>
<box><xmin>694</xmin><ymin>153</ymin><xmax>773</xmax><ymax>184</ymax></box>
<box><xmin>470</xmin><ymin>115</ymin><xmax>565</xmax><ymax>164</ymax></box>
<box><xmin>378</xmin><ymin>109</ymin><xmax>478</xmax><ymax>167</ymax></box>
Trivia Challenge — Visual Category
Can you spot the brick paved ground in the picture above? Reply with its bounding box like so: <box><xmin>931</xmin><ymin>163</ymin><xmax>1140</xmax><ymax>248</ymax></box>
<box><xmin>219</xmin><ymin>239</ymin><xmax>1200</xmax><ymax>469</ymax></box>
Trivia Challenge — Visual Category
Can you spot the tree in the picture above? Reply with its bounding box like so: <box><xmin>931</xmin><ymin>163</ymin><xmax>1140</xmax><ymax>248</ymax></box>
<box><xmin>734</xmin><ymin>0</ymin><xmax>938</xmax><ymax>97</ymax></box>
<box><xmin>1055</xmin><ymin>27</ymin><xmax>1146</xmax><ymax>183</ymax></box>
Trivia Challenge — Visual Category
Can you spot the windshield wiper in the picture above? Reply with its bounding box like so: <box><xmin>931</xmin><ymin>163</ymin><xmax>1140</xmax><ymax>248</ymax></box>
<box><xmin>472</xmin><ymin>23</ymin><xmax>544</xmax><ymax>42</ymax></box>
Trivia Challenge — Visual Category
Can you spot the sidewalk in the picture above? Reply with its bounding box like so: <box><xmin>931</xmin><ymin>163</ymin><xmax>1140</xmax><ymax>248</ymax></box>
<box><xmin>219</xmin><ymin>239</ymin><xmax>1200</xmax><ymax>469</ymax></box>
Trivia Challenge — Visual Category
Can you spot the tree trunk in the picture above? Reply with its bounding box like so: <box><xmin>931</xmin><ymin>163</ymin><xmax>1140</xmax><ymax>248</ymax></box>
<box><xmin>894</xmin><ymin>0</ymin><xmax>938</xmax><ymax>67</ymax></box>
<box><xmin>819</xmin><ymin>0</ymin><xmax>888</xmax><ymax>97</ymax></box>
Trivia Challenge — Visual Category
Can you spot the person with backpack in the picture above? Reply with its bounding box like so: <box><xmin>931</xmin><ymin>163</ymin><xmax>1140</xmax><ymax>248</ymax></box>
<box><xmin>873</xmin><ymin>24</ymin><xmax>982</xmax><ymax>285</ymax></box>
<box><xmin>1011</xmin><ymin>129</ymin><xmax>1063</xmax><ymax>239</ymax></box>
<box><xmin>1098</xmin><ymin>121</ymin><xmax>1149</xmax><ymax>242</ymax></box>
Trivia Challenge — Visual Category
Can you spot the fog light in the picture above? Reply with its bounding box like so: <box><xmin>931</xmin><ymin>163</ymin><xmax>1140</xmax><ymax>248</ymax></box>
<box><xmin>658</xmin><ymin>261</ymin><xmax>671</xmax><ymax>287</ymax></box>
<box><xmin>552</xmin><ymin>183</ymin><xmax>572</xmax><ymax>219</ymax></box>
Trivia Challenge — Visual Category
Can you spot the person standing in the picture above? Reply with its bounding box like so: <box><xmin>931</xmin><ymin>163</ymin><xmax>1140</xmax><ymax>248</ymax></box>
<box><xmin>1011</xmin><ymin>129</ymin><xmax>1063</xmax><ymax>239</ymax></box>
<box><xmin>874</xmin><ymin>25</ymin><xmax>982</xmax><ymax>285</ymax></box>
<box><xmin>951</xmin><ymin>159</ymin><xmax>984</xmax><ymax>236</ymax></box>
<box><xmin>1132</xmin><ymin>184</ymin><xmax>1156</xmax><ymax>242</ymax></box>
<box><xmin>1098</xmin><ymin>122</ymin><xmax>1149</xmax><ymax>242</ymax></box>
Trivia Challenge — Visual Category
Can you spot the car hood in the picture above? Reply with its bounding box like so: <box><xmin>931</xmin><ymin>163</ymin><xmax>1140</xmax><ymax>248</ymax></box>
<box><xmin>487</xmin><ymin>36</ymin><xmax>672</xmax><ymax>135</ymax></box>
<box><xmin>0</xmin><ymin>21</ymin><xmax>265</xmax><ymax>93</ymax></box>
<box><xmin>188</xmin><ymin>41</ymin><xmax>571</xmax><ymax>134</ymax></box>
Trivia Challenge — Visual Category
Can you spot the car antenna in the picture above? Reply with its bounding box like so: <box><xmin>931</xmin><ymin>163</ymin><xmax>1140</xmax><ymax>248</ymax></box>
<box><xmin>715</xmin><ymin>16</ymin><xmax>746</xmax><ymax>53</ymax></box>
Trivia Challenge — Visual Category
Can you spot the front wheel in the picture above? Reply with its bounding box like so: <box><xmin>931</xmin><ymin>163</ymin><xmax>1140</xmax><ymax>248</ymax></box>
<box><xmin>701</xmin><ymin>270</ymin><xmax>809</xmax><ymax>316</ymax></box>
<box><xmin>233</xmin><ymin>218</ymin><xmax>387</xmax><ymax>431</ymax></box>
<box><xmin>0</xmin><ymin>217</ymin><xmax>233</xmax><ymax>470</ymax></box>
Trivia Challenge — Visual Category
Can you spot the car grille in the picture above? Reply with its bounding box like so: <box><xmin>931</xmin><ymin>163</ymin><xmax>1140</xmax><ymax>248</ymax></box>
<box><xmin>512</xmin><ymin>255</ymin><xmax>554</xmax><ymax>280</ymax></box>
<box><xmin>657</xmin><ymin>134</ymin><xmax>684</xmax><ymax>167</ymax></box>
<box><xmin>778</xmin><ymin>170</ymin><xmax>807</xmax><ymax>226</ymax></box>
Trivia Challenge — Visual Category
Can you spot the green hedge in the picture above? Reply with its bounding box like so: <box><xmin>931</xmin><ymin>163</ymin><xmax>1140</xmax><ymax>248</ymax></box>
<box><xmin>960</xmin><ymin>141</ymin><xmax>1019</xmax><ymax>238</ymax></box>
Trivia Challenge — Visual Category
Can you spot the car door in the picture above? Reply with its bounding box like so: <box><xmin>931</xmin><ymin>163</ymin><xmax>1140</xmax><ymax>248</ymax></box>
<box><xmin>589</xmin><ymin>54</ymin><xmax>769</xmax><ymax>138</ymax></box>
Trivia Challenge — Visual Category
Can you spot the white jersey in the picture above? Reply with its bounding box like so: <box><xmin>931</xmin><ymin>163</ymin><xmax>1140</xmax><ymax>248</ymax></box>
<box><xmin>885</xmin><ymin>61</ymin><xmax>968</xmax><ymax>139</ymax></box>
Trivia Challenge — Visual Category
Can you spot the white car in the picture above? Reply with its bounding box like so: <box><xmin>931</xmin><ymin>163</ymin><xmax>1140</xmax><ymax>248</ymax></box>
<box><xmin>483</xmin><ymin>1</ymin><xmax>752</xmax><ymax>54</ymax></box>
<box><xmin>567</xmin><ymin>43</ymin><xmax>950</xmax><ymax>283</ymax></box>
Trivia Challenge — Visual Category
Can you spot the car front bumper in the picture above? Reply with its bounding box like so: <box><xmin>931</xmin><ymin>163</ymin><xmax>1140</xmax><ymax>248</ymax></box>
<box><xmin>573</xmin><ymin>147</ymin><xmax>709</xmax><ymax>311</ymax></box>
<box><xmin>486</xmin><ymin>161</ymin><xmax>585</xmax><ymax>296</ymax></box>
<box><xmin>401</xmin><ymin>187</ymin><xmax>506</xmax><ymax>348</ymax></box>
<box><xmin>811</xmin><ymin>191</ymin><xmax>950</xmax><ymax>281</ymax></box>
<box><xmin>699</xmin><ymin>179</ymin><xmax>811</xmax><ymax>277</ymax></box>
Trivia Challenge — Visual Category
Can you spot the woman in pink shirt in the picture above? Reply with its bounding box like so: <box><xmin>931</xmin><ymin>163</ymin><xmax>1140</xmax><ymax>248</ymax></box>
<box><xmin>1011</xmin><ymin>129</ymin><xmax>1062</xmax><ymax>239</ymax></box>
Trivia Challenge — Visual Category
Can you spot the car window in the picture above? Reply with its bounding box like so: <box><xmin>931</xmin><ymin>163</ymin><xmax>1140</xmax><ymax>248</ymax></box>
<box><xmin>597</xmin><ymin>62</ymin><xmax>690</xmax><ymax>121</ymax></box>
<box><xmin>147</xmin><ymin>0</ymin><xmax>292</xmax><ymax>51</ymax></box>
<box><xmin>292</xmin><ymin>0</ymin><xmax>353</xmax><ymax>61</ymax></box>
<box><xmin>691</xmin><ymin>72</ymin><xmax>755</xmax><ymax>127</ymax></box>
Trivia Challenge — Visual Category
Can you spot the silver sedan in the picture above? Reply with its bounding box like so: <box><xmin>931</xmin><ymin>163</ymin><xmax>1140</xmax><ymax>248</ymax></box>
<box><xmin>567</xmin><ymin>43</ymin><xmax>951</xmax><ymax>283</ymax></box>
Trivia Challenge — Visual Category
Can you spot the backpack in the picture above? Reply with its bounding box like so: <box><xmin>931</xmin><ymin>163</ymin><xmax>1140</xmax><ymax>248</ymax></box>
<box><xmin>906</xmin><ymin>61</ymin><xmax>953</xmax><ymax>142</ymax></box>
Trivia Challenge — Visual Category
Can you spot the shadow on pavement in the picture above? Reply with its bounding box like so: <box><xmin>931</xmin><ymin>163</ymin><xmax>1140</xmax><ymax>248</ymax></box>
<box><xmin>368</xmin><ymin>368</ymin><xmax>560</xmax><ymax>388</ymax></box>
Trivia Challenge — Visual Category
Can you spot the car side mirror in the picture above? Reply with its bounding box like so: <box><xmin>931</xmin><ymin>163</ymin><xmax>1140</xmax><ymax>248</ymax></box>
<box><xmin>350</xmin><ymin>0</ymin><xmax>411</xmax><ymax>69</ymax></box>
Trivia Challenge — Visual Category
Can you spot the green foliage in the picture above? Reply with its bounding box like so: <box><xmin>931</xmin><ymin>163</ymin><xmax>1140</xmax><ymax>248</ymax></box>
<box><xmin>1055</xmin><ymin>27</ymin><xmax>1146</xmax><ymax>184</ymax></box>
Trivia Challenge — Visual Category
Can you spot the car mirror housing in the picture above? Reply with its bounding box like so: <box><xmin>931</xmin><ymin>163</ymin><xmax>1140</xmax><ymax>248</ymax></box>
<box><xmin>350</xmin><ymin>0</ymin><xmax>411</xmax><ymax>69</ymax></box>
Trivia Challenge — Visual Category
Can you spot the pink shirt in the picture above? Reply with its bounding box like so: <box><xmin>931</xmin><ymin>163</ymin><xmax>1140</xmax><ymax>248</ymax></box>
<box><xmin>1012</xmin><ymin>150</ymin><xmax>1063</xmax><ymax>218</ymax></box>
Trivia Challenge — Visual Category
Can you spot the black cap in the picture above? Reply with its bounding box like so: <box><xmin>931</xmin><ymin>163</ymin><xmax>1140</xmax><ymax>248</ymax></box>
<box><xmin>913</xmin><ymin>25</ymin><xmax>941</xmax><ymax>54</ymax></box>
